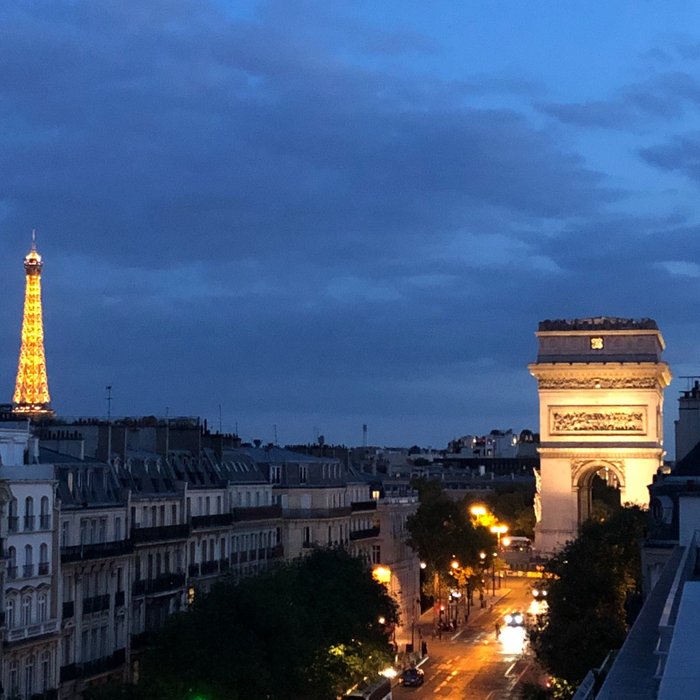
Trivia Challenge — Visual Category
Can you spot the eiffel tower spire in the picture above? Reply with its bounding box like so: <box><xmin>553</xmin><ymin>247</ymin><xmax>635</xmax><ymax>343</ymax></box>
<box><xmin>13</xmin><ymin>231</ymin><xmax>54</xmax><ymax>417</ymax></box>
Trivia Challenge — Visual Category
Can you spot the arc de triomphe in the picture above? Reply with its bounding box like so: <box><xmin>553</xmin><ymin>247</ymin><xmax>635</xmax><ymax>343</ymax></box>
<box><xmin>529</xmin><ymin>317</ymin><xmax>671</xmax><ymax>554</ymax></box>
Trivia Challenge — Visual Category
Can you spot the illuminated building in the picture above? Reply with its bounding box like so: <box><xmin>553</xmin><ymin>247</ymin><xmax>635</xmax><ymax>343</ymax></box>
<box><xmin>13</xmin><ymin>233</ymin><xmax>54</xmax><ymax>417</ymax></box>
<box><xmin>529</xmin><ymin>317</ymin><xmax>671</xmax><ymax>553</ymax></box>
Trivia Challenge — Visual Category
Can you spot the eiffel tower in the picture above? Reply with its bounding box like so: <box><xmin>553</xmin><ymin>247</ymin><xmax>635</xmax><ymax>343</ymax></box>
<box><xmin>13</xmin><ymin>231</ymin><xmax>54</xmax><ymax>417</ymax></box>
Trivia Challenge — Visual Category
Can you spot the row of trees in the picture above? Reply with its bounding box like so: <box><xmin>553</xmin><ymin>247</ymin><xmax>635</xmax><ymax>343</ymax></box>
<box><xmin>87</xmin><ymin>548</ymin><xmax>399</xmax><ymax>700</ymax></box>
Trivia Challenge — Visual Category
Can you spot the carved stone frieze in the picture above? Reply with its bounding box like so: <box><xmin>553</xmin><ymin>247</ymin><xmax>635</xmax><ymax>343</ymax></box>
<box><xmin>549</xmin><ymin>406</ymin><xmax>646</xmax><ymax>434</ymax></box>
<box><xmin>536</xmin><ymin>376</ymin><xmax>658</xmax><ymax>389</ymax></box>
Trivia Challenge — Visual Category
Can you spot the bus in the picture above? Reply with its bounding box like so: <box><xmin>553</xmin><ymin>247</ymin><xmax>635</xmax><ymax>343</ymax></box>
<box><xmin>503</xmin><ymin>536</ymin><xmax>532</xmax><ymax>552</ymax></box>
<box><xmin>345</xmin><ymin>676</ymin><xmax>393</xmax><ymax>700</ymax></box>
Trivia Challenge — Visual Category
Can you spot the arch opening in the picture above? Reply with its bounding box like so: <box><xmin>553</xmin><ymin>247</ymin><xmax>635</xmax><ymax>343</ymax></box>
<box><xmin>576</xmin><ymin>464</ymin><xmax>622</xmax><ymax>526</ymax></box>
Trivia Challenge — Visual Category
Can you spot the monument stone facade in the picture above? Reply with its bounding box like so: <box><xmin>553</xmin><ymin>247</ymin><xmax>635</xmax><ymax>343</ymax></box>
<box><xmin>529</xmin><ymin>317</ymin><xmax>671</xmax><ymax>553</ymax></box>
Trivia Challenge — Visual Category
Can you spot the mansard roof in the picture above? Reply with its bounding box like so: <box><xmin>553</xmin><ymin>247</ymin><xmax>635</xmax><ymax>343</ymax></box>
<box><xmin>672</xmin><ymin>441</ymin><xmax>700</xmax><ymax>477</ymax></box>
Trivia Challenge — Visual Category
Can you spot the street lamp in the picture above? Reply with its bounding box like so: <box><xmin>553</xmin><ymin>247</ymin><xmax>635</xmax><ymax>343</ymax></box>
<box><xmin>491</xmin><ymin>552</ymin><xmax>498</xmax><ymax>596</ymax></box>
<box><xmin>490</xmin><ymin>524</ymin><xmax>508</xmax><ymax>550</ymax></box>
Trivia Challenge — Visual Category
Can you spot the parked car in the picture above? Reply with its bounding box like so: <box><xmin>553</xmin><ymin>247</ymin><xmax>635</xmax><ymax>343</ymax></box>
<box><xmin>399</xmin><ymin>666</ymin><xmax>425</xmax><ymax>687</ymax></box>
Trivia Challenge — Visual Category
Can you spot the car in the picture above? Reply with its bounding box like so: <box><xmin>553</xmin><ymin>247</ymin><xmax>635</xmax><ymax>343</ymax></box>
<box><xmin>504</xmin><ymin>611</ymin><xmax>524</xmax><ymax>626</ymax></box>
<box><xmin>531</xmin><ymin>585</ymin><xmax>549</xmax><ymax>600</ymax></box>
<box><xmin>398</xmin><ymin>667</ymin><xmax>425</xmax><ymax>687</ymax></box>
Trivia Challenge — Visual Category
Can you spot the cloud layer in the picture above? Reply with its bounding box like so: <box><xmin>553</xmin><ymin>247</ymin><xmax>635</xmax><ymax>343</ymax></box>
<box><xmin>1</xmin><ymin>1</ymin><xmax>699</xmax><ymax>449</ymax></box>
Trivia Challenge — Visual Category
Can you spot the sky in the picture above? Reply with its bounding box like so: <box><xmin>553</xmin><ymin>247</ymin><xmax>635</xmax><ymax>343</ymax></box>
<box><xmin>2</xmin><ymin>1</ymin><xmax>700</xmax><ymax>451</ymax></box>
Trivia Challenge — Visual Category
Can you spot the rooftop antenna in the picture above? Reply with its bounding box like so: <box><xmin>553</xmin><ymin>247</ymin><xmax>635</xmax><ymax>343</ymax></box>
<box><xmin>362</xmin><ymin>423</ymin><xmax>368</xmax><ymax>448</ymax></box>
<box><xmin>31</xmin><ymin>227</ymin><xmax>37</xmax><ymax>249</ymax></box>
<box><xmin>218</xmin><ymin>404</ymin><xmax>223</xmax><ymax>433</ymax></box>
<box><xmin>106</xmin><ymin>385</ymin><xmax>113</xmax><ymax>465</ymax></box>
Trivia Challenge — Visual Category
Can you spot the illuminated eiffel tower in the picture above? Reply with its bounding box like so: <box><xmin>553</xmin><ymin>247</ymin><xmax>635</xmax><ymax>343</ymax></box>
<box><xmin>13</xmin><ymin>231</ymin><xmax>54</xmax><ymax>417</ymax></box>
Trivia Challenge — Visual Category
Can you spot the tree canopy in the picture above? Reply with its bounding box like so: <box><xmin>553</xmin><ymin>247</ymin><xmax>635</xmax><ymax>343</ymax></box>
<box><xmin>97</xmin><ymin>548</ymin><xmax>399</xmax><ymax>700</ymax></box>
<box><xmin>531</xmin><ymin>506</ymin><xmax>646</xmax><ymax>685</ymax></box>
<box><xmin>406</xmin><ymin>478</ymin><xmax>495</xmax><ymax>603</ymax></box>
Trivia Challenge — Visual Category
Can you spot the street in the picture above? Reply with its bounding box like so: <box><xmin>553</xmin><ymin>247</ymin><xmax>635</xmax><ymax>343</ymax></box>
<box><xmin>394</xmin><ymin>577</ymin><xmax>542</xmax><ymax>699</ymax></box>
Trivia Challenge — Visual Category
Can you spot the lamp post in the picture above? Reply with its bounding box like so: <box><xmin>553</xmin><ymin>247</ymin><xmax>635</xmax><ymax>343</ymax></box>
<box><xmin>490</xmin><ymin>524</ymin><xmax>508</xmax><ymax>550</ymax></box>
<box><xmin>491</xmin><ymin>552</ymin><xmax>497</xmax><ymax>596</ymax></box>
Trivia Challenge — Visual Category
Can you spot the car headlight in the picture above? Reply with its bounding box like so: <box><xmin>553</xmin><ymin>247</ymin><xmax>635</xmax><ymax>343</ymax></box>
<box><xmin>505</xmin><ymin>614</ymin><xmax>513</xmax><ymax>624</ymax></box>
<box><xmin>532</xmin><ymin>589</ymin><xmax>539</xmax><ymax>597</ymax></box>
<box><xmin>514</xmin><ymin>614</ymin><xmax>523</xmax><ymax>625</ymax></box>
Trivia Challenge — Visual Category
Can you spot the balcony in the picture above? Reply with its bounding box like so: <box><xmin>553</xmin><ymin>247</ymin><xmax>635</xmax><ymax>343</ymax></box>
<box><xmin>349</xmin><ymin>526</ymin><xmax>381</xmax><ymax>541</ymax></box>
<box><xmin>131</xmin><ymin>523</ymin><xmax>190</xmax><ymax>544</ymax></box>
<box><xmin>6</xmin><ymin>618</ymin><xmax>59</xmax><ymax>643</ymax></box>
<box><xmin>115</xmin><ymin>590</ymin><xmax>125</xmax><ymax>607</ymax></box>
<box><xmin>188</xmin><ymin>563</ymin><xmax>200</xmax><ymax>577</ymax></box>
<box><xmin>8</xmin><ymin>516</ymin><xmax>18</xmax><ymax>533</ymax></box>
<box><xmin>191</xmin><ymin>513</ymin><xmax>233</xmax><ymax>529</ymax></box>
<box><xmin>7</xmin><ymin>565</ymin><xmax>17</xmax><ymax>580</ymax></box>
<box><xmin>40</xmin><ymin>514</ymin><xmax>51</xmax><ymax>530</ymax></box>
<box><xmin>38</xmin><ymin>562</ymin><xmax>50</xmax><ymax>576</ymax></box>
<box><xmin>60</xmin><ymin>649</ymin><xmax>126</xmax><ymax>682</ymax></box>
<box><xmin>267</xmin><ymin>544</ymin><xmax>284</xmax><ymax>559</ymax></box>
<box><xmin>232</xmin><ymin>504</ymin><xmax>283</xmax><ymax>522</ymax></box>
<box><xmin>82</xmin><ymin>594</ymin><xmax>110</xmax><ymax>615</ymax></box>
<box><xmin>61</xmin><ymin>539</ymin><xmax>133</xmax><ymax>563</ymax></box>
<box><xmin>351</xmin><ymin>500</ymin><xmax>378</xmax><ymax>512</ymax></box>
<box><xmin>200</xmin><ymin>560</ymin><xmax>219</xmax><ymax>576</ymax></box>
<box><xmin>219</xmin><ymin>558</ymin><xmax>229</xmax><ymax>572</ymax></box>
<box><xmin>62</xmin><ymin>601</ymin><xmax>74</xmax><ymax>619</ymax></box>
<box><xmin>133</xmin><ymin>572</ymin><xmax>186</xmax><ymax>596</ymax></box>
<box><xmin>284</xmin><ymin>507</ymin><xmax>351</xmax><ymax>520</ymax></box>
<box><xmin>23</xmin><ymin>564</ymin><xmax>34</xmax><ymax>578</ymax></box>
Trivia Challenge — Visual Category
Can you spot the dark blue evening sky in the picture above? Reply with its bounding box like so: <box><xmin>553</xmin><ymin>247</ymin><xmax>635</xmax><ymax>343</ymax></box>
<box><xmin>1</xmin><ymin>1</ymin><xmax>700</xmax><ymax>451</ymax></box>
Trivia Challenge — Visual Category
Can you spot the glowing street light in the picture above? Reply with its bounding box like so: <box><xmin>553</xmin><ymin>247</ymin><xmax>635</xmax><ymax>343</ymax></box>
<box><xmin>490</xmin><ymin>524</ymin><xmax>509</xmax><ymax>549</ymax></box>
<box><xmin>373</xmin><ymin>566</ymin><xmax>392</xmax><ymax>585</ymax></box>
<box><xmin>470</xmin><ymin>505</ymin><xmax>487</xmax><ymax>518</ymax></box>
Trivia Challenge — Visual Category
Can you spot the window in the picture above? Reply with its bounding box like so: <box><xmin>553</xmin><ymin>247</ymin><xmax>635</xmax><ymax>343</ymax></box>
<box><xmin>40</xmin><ymin>651</ymin><xmax>50</xmax><ymax>693</ymax></box>
<box><xmin>371</xmin><ymin>545</ymin><xmax>381</xmax><ymax>564</ymax></box>
<box><xmin>24</xmin><ymin>655</ymin><xmax>35</xmax><ymax>698</ymax></box>
<box><xmin>216</xmin><ymin>496</ymin><xmax>221</xmax><ymax>513</ymax></box>
<box><xmin>21</xmin><ymin>595</ymin><xmax>32</xmax><ymax>625</ymax></box>
<box><xmin>115</xmin><ymin>517</ymin><xmax>122</xmax><ymax>541</ymax></box>
<box><xmin>63</xmin><ymin>633</ymin><xmax>73</xmax><ymax>666</ymax></box>
<box><xmin>205</xmin><ymin>497</ymin><xmax>210</xmax><ymax>515</ymax></box>
<box><xmin>8</xmin><ymin>546</ymin><xmax>17</xmax><ymax>579</ymax></box>
<box><xmin>8</xmin><ymin>497</ymin><xmax>18</xmax><ymax>532</ymax></box>
<box><xmin>160</xmin><ymin>505</ymin><xmax>165</xmax><ymax>525</ymax></box>
<box><xmin>6</xmin><ymin>597</ymin><xmax>15</xmax><ymax>628</ymax></box>
<box><xmin>38</xmin><ymin>593</ymin><xmax>47</xmax><ymax>621</ymax></box>
<box><xmin>63</xmin><ymin>574</ymin><xmax>73</xmax><ymax>603</ymax></box>
<box><xmin>300</xmin><ymin>466</ymin><xmax>308</xmax><ymax>484</ymax></box>
<box><xmin>40</xmin><ymin>496</ymin><xmax>50</xmax><ymax>529</ymax></box>
<box><xmin>99</xmin><ymin>517</ymin><xmax>107</xmax><ymax>542</ymax></box>
<box><xmin>24</xmin><ymin>496</ymin><xmax>35</xmax><ymax>530</ymax></box>
<box><xmin>39</xmin><ymin>543</ymin><xmax>49</xmax><ymax>575</ymax></box>
<box><xmin>171</xmin><ymin>504</ymin><xmax>177</xmax><ymax>524</ymax></box>
<box><xmin>9</xmin><ymin>660</ymin><xmax>18</xmax><ymax>698</ymax></box>
<box><xmin>24</xmin><ymin>544</ymin><xmax>33</xmax><ymax>577</ymax></box>
<box><xmin>61</xmin><ymin>521</ymin><xmax>70</xmax><ymax>547</ymax></box>
<box><xmin>303</xmin><ymin>526</ymin><xmax>311</xmax><ymax>545</ymax></box>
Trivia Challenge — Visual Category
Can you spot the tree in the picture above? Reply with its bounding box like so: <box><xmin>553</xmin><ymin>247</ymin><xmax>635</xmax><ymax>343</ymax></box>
<box><xmin>406</xmin><ymin>479</ymin><xmax>495</xmax><ymax>609</ymax></box>
<box><xmin>531</xmin><ymin>506</ymin><xmax>646</xmax><ymax>686</ymax></box>
<box><xmin>133</xmin><ymin>548</ymin><xmax>398</xmax><ymax>700</ymax></box>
